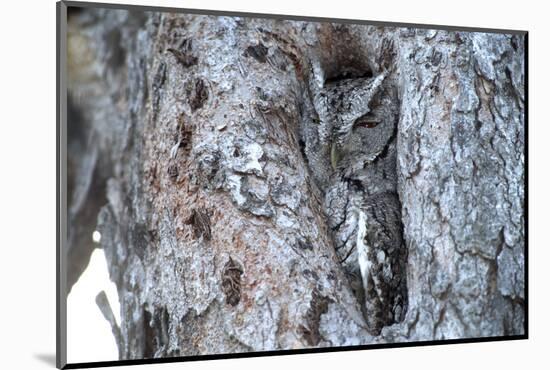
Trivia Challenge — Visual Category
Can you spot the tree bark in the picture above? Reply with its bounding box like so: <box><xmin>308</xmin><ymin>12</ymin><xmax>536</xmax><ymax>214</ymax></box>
<box><xmin>67</xmin><ymin>8</ymin><xmax>525</xmax><ymax>359</ymax></box>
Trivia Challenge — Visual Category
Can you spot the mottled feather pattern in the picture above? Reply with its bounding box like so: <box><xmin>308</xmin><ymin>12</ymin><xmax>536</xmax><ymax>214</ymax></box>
<box><xmin>308</xmin><ymin>70</ymin><xmax>407</xmax><ymax>335</ymax></box>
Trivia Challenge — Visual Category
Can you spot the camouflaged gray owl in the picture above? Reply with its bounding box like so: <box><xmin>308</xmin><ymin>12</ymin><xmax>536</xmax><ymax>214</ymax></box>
<box><xmin>309</xmin><ymin>70</ymin><xmax>407</xmax><ymax>335</ymax></box>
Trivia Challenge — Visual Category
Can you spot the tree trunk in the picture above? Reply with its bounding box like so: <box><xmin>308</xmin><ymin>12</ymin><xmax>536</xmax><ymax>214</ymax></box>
<box><xmin>67</xmin><ymin>8</ymin><xmax>525</xmax><ymax>359</ymax></box>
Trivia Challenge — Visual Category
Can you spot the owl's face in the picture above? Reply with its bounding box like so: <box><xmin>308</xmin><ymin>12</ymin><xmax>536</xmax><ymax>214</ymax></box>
<box><xmin>338</xmin><ymin>85</ymin><xmax>398</xmax><ymax>163</ymax></box>
<box><xmin>345</xmin><ymin>112</ymin><xmax>395</xmax><ymax>158</ymax></box>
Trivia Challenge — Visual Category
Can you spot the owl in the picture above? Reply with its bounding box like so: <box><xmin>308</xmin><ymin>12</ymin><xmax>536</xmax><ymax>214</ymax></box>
<box><xmin>309</xmin><ymin>70</ymin><xmax>407</xmax><ymax>335</ymax></box>
<box><xmin>312</xmin><ymin>71</ymin><xmax>388</xmax><ymax>169</ymax></box>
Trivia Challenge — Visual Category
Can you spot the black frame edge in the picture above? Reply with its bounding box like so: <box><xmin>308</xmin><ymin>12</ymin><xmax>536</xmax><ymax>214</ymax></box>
<box><xmin>56</xmin><ymin>2</ymin><xmax>61</xmax><ymax>368</ymax></box>
<box><xmin>57</xmin><ymin>1</ymin><xmax>529</xmax><ymax>368</ymax></box>
<box><xmin>62</xmin><ymin>0</ymin><xmax>527</xmax><ymax>35</ymax></box>
<box><xmin>523</xmin><ymin>32</ymin><xmax>529</xmax><ymax>338</ymax></box>
<box><xmin>63</xmin><ymin>335</ymin><xmax>528</xmax><ymax>369</ymax></box>
<box><xmin>57</xmin><ymin>1</ymin><xmax>68</xmax><ymax>369</ymax></box>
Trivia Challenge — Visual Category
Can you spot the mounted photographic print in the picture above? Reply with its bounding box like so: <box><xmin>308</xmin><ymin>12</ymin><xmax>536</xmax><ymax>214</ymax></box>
<box><xmin>56</xmin><ymin>1</ymin><xmax>527</xmax><ymax>368</ymax></box>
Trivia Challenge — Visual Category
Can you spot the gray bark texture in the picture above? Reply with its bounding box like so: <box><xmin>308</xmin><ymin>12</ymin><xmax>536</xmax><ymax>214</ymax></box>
<box><xmin>67</xmin><ymin>8</ymin><xmax>525</xmax><ymax>359</ymax></box>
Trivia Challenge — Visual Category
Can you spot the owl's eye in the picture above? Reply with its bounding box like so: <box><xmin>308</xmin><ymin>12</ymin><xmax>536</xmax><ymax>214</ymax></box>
<box><xmin>354</xmin><ymin>116</ymin><xmax>380</xmax><ymax>128</ymax></box>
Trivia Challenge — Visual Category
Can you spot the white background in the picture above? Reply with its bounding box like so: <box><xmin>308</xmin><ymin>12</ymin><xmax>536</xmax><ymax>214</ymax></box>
<box><xmin>0</xmin><ymin>0</ymin><xmax>546</xmax><ymax>368</ymax></box>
